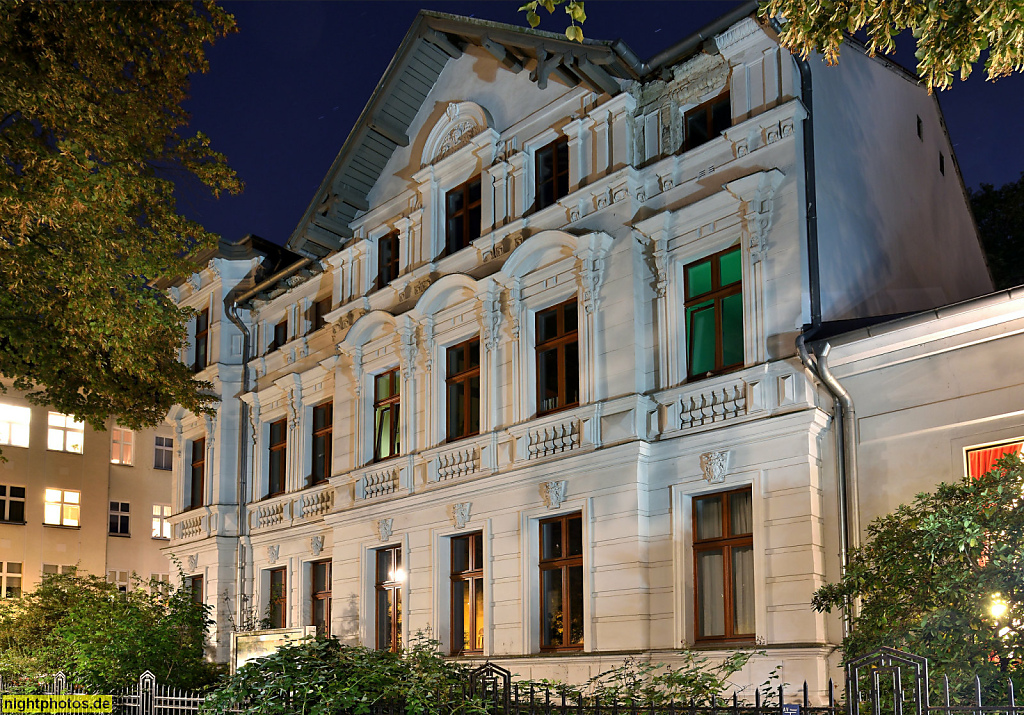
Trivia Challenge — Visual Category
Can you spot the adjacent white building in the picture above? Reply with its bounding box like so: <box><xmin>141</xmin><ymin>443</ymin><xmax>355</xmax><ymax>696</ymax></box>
<box><xmin>164</xmin><ymin>6</ymin><xmax>1000</xmax><ymax>696</ymax></box>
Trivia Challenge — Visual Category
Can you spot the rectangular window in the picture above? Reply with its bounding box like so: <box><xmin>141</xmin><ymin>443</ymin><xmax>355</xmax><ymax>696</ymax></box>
<box><xmin>154</xmin><ymin>436</ymin><xmax>173</xmax><ymax>470</ymax></box>
<box><xmin>269</xmin><ymin>319</ymin><xmax>288</xmax><ymax>353</ymax></box>
<box><xmin>536</xmin><ymin>299</ymin><xmax>579</xmax><ymax>416</ymax></box>
<box><xmin>194</xmin><ymin>308</ymin><xmax>209</xmax><ymax>373</ymax></box>
<box><xmin>187</xmin><ymin>438</ymin><xmax>205</xmax><ymax>510</ymax></box>
<box><xmin>269</xmin><ymin>567</ymin><xmax>287</xmax><ymax>629</ymax></box>
<box><xmin>152</xmin><ymin>504</ymin><xmax>172</xmax><ymax>539</ymax></box>
<box><xmin>684</xmin><ymin>246</ymin><xmax>743</xmax><ymax>380</ymax></box>
<box><xmin>445</xmin><ymin>177</ymin><xmax>482</xmax><ymax>256</ymax></box>
<box><xmin>446</xmin><ymin>339</ymin><xmax>481</xmax><ymax>442</ymax></box>
<box><xmin>0</xmin><ymin>404</ymin><xmax>30</xmax><ymax>448</ymax></box>
<box><xmin>188</xmin><ymin>574</ymin><xmax>203</xmax><ymax>605</ymax></box>
<box><xmin>150</xmin><ymin>573</ymin><xmax>170</xmax><ymax>595</ymax></box>
<box><xmin>44</xmin><ymin>488</ymin><xmax>80</xmax><ymax>527</ymax></box>
<box><xmin>451</xmin><ymin>532</ymin><xmax>484</xmax><ymax>655</ymax></box>
<box><xmin>47</xmin><ymin>412</ymin><xmax>84</xmax><ymax>453</ymax></box>
<box><xmin>107</xmin><ymin>570</ymin><xmax>130</xmax><ymax>593</ymax></box>
<box><xmin>0</xmin><ymin>485</ymin><xmax>26</xmax><ymax>523</ymax></box>
<box><xmin>966</xmin><ymin>440</ymin><xmax>1023</xmax><ymax>479</ymax></box>
<box><xmin>1</xmin><ymin>562</ymin><xmax>21</xmax><ymax>598</ymax></box>
<box><xmin>311</xmin><ymin>559</ymin><xmax>331</xmax><ymax>637</ymax></box>
<box><xmin>110</xmin><ymin>427</ymin><xmax>133</xmax><ymax>465</ymax></box>
<box><xmin>535</xmin><ymin>137</ymin><xmax>569</xmax><ymax>211</ymax></box>
<box><xmin>373</xmin><ymin>369</ymin><xmax>401</xmax><ymax>462</ymax></box>
<box><xmin>378</xmin><ymin>231</ymin><xmax>400</xmax><ymax>288</ymax></box>
<box><xmin>267</xmin><ymin>419</ymin><xmax>287</xmax><ymax>497</ymax></box>
<box><xmin>539</xmin><ymin>513</ymin><xmax>584</xmax><ymax>650</ymax></box>
<box><xmin>310</xmin><ymin>402</ymin><xmax>333</xmax><ymax>485</ymax></box>
<box><xmin>109</xmin><ymin>501</ymin><xmax>130</xmax><ymax>536</ymax></box>
<box><xmin>375</xmin><ymin>546</ymin><xmax>402</xmax><ymax>652</ymax></box>
<box><xmin>43</xmin><ymin>564</ymin><xmax>75</xmax><ymax>576</ymax></box>
<box><xmin>693</xmin><ymin>487</ymin><xmax>754</xmax><ymax>642</ymax></box>
<box><xmin>312</xmin><ymin>296</ymin><xmax>331</xmax><ymax>333</ymax></box>
<box><xmin>684</xmin><ymin>93</ymin><xmax>731</xmax><ymax>151</ymax></box>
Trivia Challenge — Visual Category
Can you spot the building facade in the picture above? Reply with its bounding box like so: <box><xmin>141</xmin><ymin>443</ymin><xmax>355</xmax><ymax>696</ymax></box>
<box><xmin>164</xmin><ymin>7</ymin><xmax>995</xmax><ymax>695</ymax></box>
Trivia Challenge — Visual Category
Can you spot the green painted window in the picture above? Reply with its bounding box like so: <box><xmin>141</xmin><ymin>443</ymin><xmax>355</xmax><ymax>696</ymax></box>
<box><xmin>684</xmin><ymin>246</ymin><xmax>743</xmax><ymax>380</ymax></box>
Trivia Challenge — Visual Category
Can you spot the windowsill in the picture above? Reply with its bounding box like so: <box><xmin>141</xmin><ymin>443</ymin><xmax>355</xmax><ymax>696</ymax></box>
<box><xmin>685</xmin><ymin>363</ymin><xmax>745</xmax><ymax>384</ymax></box>
<box><xmin>46</xmin><ymin>449</ymin><xmax>83</xmax><ymax>455</ymax></box>
<box><xmin>110</xmin><ymin>463</ymin><xmax>134</xmax><ymax>468</ymax></box>
<box><xmin>536</xmin><ymin>401</ymin><xmax>580</xmax><ymax>420</ymax></box>
<box><xmin>183</xmin><ymin>504</ymin><xmax>205</xmax><ymax>513</ymax></box>
<box><xmin>0</xmin><ymin>444</ymin><xmax>28</xmax><ymax>450</ymax></box>
<box><xmin>108</xmin><ymin>532</ymin><xmax>131</xmax><ymax>538</ymax></box>
<box><xmin>263</xmin><ymin>491</ymin><xmax>286</xmax><ymax>501</ymax></box>
<box><xmin>0</xmin><ymin>520</ymin><xmax>26</xmax><ymax>526</ymax></box>
<box><xmin>154</xmin><ymin>466</ymin><xmax>173</xmax><ymax>472</ymax></box>
<box><xmin>692</xmin><ymin>639</ymin><xmax>757</xmax><ymax>650</ymax></box>
<box><xmin>151</xmin><ymin>536</ymin><xmax>170</xmax><ymax>541</ymax></box>
<box><xmin>444</xmin><ymin>432</ymin><xmax>481</xmax><ymax>447</ymax></box>
<box><xmin>43</xmin><ymin>524</ymin><xmax>80</xmax><ymax>530</ymax></box>
<box><xmin>538</xmin><ymin>647</ymin><xmax>585</xmax><ymax>655</ymax></box>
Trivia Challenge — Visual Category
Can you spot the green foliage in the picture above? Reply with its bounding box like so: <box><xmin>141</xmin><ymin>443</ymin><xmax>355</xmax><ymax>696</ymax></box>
<box><xmin>518</xmin><ymin>1</ymin><xmax>586</xmax><ymax>42</ymax></box>
<box><xmin>760</xmin><ymin>0</ymin><xmax>1024</xmax><ymax>92</ymax></box>
<box><xmin>969</xmin><ymin>172</ymin><xmax>1024</xmax><ymax>290</ymax></box>
<box><xmin>0</xmin><ymin>1</ymin><xmax>242</xmax><ymax>432</ymax></box>
<box><xmin>0</xmin><ymin>570</ymin><xmax>220</xmax><ymax>692</ymax></box>
<box><xmin>201</xmin><ymin>634</ymin><xmax>484</xmax><ymax>715</ymax></box>
<box><xmin>813</xmin><ymin>454</ymin><xmax>1024</xmax><ymax>699</ymax></box>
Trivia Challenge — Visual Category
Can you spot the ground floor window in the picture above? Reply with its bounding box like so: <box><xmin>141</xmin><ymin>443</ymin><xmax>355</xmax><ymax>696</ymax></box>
<box><xmin>693</xmin><ymin>487</ymin><xmax>754</xmax><ymax>642</ymax></box>
<box><xmin>375</xmin><ymin>546</ymin><xmax>402</xmax><ymax>652</ymax></box>
<box><xmin>269</xmin><ymin>567</ymin><xmax>286</xmax><ymax>629</ymax></box>
<box><xmin>451</xmin><ymin>532</ymin><xmax>484</xmax><ymax>654</ymax></box>
<box><xmin>966</xmin><ymin>440</ymin><xmax>1023</xmax><ymax>479</ymax></box>
<box><xmin>539</xmin><ymin>512</ymin><xmax>583</xmax><ymax>650</ymax></box>
<box><xmin>311</xmin><ymin>560</ymin><xmax>331</xmax><ymax>637</ymax></box>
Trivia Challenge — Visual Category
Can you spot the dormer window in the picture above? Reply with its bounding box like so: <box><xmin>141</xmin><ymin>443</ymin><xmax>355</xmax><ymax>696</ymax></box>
<box><xmin>193</xmin><ymin>309</ymin><xmax>209</xmax><ymax>373</ymax></box>
<box><xmin>535</xmin><ymin>137</ymin><xmax>569</xmax><ymax>212</ymax></box>
<box><xmin>312</xmin><ymin>297</ymin><xmax>331</xmax><ymax>332</ymax></box>
<box><xmin>378</xmin><ymin>231</ymin><xmax>400</xmax><ymax>288</ymax></box>
<box><xmin>445</xmin><ymin>177</ymin><xmax>481</xmax><ymax>256</ymax></box>
<box><xmin>268</xmin><ymin>319</ymin><xmax>288</xmax><ymax>353</ymax></box>
<box><xmin>684</xmin><ymin>93</ymin><xmax>731</xmax><ymax>151</ymax></box>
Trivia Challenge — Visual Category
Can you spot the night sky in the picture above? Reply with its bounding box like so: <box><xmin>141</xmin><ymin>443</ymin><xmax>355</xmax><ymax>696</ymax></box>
<box><xmin>177</xmin><ymin>1</ymin><xmax>1024</xmax><ymax>247</ymax></box>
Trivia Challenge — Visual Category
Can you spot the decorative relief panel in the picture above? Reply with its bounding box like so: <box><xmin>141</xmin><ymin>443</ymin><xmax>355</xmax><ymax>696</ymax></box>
<box><xmin>376</xmin><ymin>518</ymin><xmax>394</xmax><ymax>542</ymax></box>
<box><xmin>450</xmin><ymin>502</ymin><xmax>472</xmax><ymax>529</ymax></box>
<box><xmin>528</xmin><ymin>420</ymin><xmax>580</xmax><ymax>459</ymax></box>
<box><xmin>679</xmin><ymin>383</ymin><xmax>747</xmax><ymax>429</ymax></box>
<box><xmin>301</xmin><ymin>488</ymin><xmax>334</xmax><ymax>518</ymax></box>
<box><xmin>542</xmin><ymin>479</ymin><xmax>568</xmax><ymax>509</ymax></box>
<box><xmin>362</xmin><ymin>468</ymin><xmax>399</xmax><ymax>499</ymax></box>
<box><xmin>700</xmin><ymin>450</ymin><xmax>730</xmax><ymax>484</ymax></box>
<box><xmin>436</xmin><ymin>446</ymin><xmax>480</xmax><ymax>481</ymax></box>
<box><xmin>310</xmin><ymin>534</ymin><xmax>325</xmax><ymax>557</ymax></box>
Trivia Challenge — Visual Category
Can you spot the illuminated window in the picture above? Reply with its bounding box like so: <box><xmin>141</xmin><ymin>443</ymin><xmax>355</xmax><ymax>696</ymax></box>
<box><xmin>311</xmin><ymin>560</ymin><xmax>331</xmax><ymax>637</ymax></box>
<box><xmin>0</xmin><ymin>404</ymin><xmax>30</xmax><ymax>448</ymax></box>
<box><xmin>0</xmin><ymin>485</ymin><xmax>26</xmax><ymax>523</ymax></box>
<box><xmin>152</xmin><ymin>505</ymin><xmax>172</xmax><ymax>539</ymax></box>
<box><xmin>44</xmin><ymin>489</ymin><xmax>80</xmax><ymax>527</ymax></box>
<box><xmin>536</xmin><ymin>299</ymin><xmax>579</xmax><ymax>416</ymax></box>
<box><xmin>154</xmin><ymin>436</ymin><xmax>173</xmax><ymax>470</ymax></box>
<box><xmin>267</xmin><ymin>419</ymin><xmax>287</xmax><ymax>497</ymax></box>
<box><xmin>451</xmin><ymin>532</ymin><xmax>484</xmax><ymax>655</ymax></box>
<box><xmin>310</xmin><ymin>402</ymin><xmax>333</xmax><ymax>486</ymax></box>
<box><xmin>1</xmin><ymin>562</ymin><xmax>21</xmax><ymax>598</ymax></box>
<box><xmin>446</xmin><ymin>339</ymin><xmax>480</xmax><ymax>442</ymax></box>
<box><xmin>693</xmin><ymin>488</ymin><xmax>754</xmax><ymax>642</ymax></box>
<box><xmin>684</xmin><ymin>246</ymin><xmax>743</xmax><ymax>380</ymax></box>
<box><xmin>269</xmin><ymin>567</ymin><xmax>286</xmax><ymax>629</ymax></box>
<box><xmin>47</xmin><ymin>412</ymin><xmax>84</xmax><ymax>453</ymax></box>
<box><xmin>375</xmin><ymin>545</ymin><xmax>403</xmax><ymax>652</ymax></box>
<box><xmin>110</xmin><ymin>427</ymin><xmax>133</xmax><ymax>465</ymax></box>
<box><xmin>539</xmin><ymin>513</ymin><xmax>584</xmax><ymax>650</ymax></box>
<box><xmin>966</xmin><ymin>440</ymin><xmax>1024</xmax><ymax>479</ymax></box>
<box><xmin>109</xmin><ymin>501</ymin><xmax>130</xmax><ymax>536</ymax></box>
<box><xmin>373</xmin><ymin>369</ymin><xmax>400</xmax><ymax>463</ymax></box>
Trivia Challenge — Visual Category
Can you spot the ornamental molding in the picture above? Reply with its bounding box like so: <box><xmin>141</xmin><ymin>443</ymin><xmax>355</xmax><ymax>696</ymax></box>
<box><xmin>376</xmin><ymin>518</ymin><xmax>394</xmax><ymax>543</ymax></box>
<box><xmin>186</xmin><ymin>554</ymin><xmax>198</xmax><ymax>572</ymax></box>
<box><xmin>541</xmin><ymin>480</ymin><xmax>568</xmax><ymax>509</ymax></box>
<box><xmin>267</xmin><ymin>544</ymin><xmax>280</xmax><ymax>564</ymax></box>
<box><xmin>700</xmin><ymin>450</ymin><xmax>730</xmax><ymax>484</ymax></box>
<box><xmin>422</xmin><ymin>101</ymin><xmax>492</xmax><ymax>167</ymax></box>
<box><xmin>450</xmin><ymin>502</ymin><xmax>472</xmax><ymax>530</ymax></box>
<box><xmin>310</xmin><ymin>534</ymin><xmax>325</xmax><ymax>557</ymax></box>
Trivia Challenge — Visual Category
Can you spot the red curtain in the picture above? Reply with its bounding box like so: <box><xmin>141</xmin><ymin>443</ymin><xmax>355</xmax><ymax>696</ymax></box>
<box><xmin>968</xmin><ymin>442</ymin><xmax>1023</xmax><ymax>479</ymax></box>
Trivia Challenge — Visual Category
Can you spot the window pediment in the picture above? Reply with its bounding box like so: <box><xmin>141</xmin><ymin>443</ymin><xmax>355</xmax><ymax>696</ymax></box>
<box><xmin>422</xmin><ymin>101</ymin><xmax>493</xmax><ymax>168</ymax></box>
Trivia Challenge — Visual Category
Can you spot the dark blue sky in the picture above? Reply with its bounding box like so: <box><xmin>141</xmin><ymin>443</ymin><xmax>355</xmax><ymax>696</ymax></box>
<box><xmin>178</xmin><ymin>1</ymin><xmax>1024</xmax><ymax>246</ymax></box>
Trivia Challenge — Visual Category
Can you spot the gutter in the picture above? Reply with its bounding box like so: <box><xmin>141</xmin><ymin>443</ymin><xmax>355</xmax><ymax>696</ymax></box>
<box><xmin>641</xmin><ymin>1</ymin><xmax>759</xmax><ymax>77</ymax></box>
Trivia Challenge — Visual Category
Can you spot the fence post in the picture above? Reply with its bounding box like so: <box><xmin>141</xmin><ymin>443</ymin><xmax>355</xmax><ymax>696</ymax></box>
<box><xmin>139</xmin><ymin>670</ymin><xmax>156</xmax><ymax>715</ymax></box>
<box><xmin>53</xmin><ymin>672</ymin><xmax>67</xmax><ymax>695</ymax></box>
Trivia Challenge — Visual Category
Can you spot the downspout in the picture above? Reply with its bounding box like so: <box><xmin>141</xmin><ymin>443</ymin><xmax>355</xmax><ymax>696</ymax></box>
<box><xmin>224</xmin><ymin>295</ymin><xmax>252</xmax><ymax>631</ymax></box>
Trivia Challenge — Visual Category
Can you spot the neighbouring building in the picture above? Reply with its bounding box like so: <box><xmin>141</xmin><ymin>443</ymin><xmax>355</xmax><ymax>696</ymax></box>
<box><xmin>163</xmin><ymin>5</ymin><xmax>998</xmax><ymax>696</ymax></box>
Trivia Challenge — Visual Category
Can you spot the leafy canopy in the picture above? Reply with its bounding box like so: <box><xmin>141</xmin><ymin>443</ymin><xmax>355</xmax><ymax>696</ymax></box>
<box><xmin>813</xmin><ymin>454</ymin><xmax>1024</xmax><ymax>698</ymax></box>
<box><xmin>0</xmin><ymin>1</ymin><xmax>241</xmax><ymax>431</ymax></box>
<box><xmin>969</xmin><ymin>172</ymin><xmax>1024</xmax><ymax>290</ymax></box>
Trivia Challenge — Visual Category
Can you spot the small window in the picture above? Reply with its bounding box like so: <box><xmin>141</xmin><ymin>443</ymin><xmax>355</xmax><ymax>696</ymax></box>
<box><xmin>2</xmin><ymin>562</ymin><xmax>22</xmax><ymax>598</ymax></box>
<box><xmin>445</xmin><ymin>177</ymin><xmax>482</xmax><ymax>256</ymax></box>
<box><xmin>109</xmin><ymin>501</ymin><xmax>130</xmax><ymax>536</ymax></box>
<box><xmin>373</xmin><ymin>369</ymin><xmax>401</xmax><ymax>463</ymax></box>
<box><xmin>966</xmin><ymin>440</ymin><xmax>1023</xmax><ymax>479</ymax></box>
<box><xmin>269</xmin><ymin>567</ymin><xmax>287</xmax><ymax>629</ymax></box>
<box><xmin>311</xmin><ymin>559</ymin><xmax>332</xmax><ymax>637</ymax></box>
<box><xmin>536</xmin><ymin>299</ymin><xmax>580</xmax><ymax>416</ymax></box>
<box><xmin>187</xmin><ymin>574</ymin><xmax>203</xmax><ymax>605</ymax></box>
<box><xmin>150</xmin><ymin>573</ymin><xmax>170</xmax><ymax>595</ymax></box>
<box><xmin>44</xmin><ymin>488</ymin><xmax>80</xmax><ymax>527</ymax></box>
<box><xmin>0</xmin><ymin>485</ymin><xmax>26</xmax><ymax>523</ymax></box>
<box><xmin>916</xmin><ymin>115</ymin><xmax>923</xmax><ymax>140</ymax></box>
<box><xmin>310</xmin><ymin>402</ymin><xmax>333</xmax><ymax>486</ymax></box>
<box><xmin>110</xmin><ymin>427</ymin><xmax>133</xmax><ymax>466</ymax></box>
<box><xmin>267</xmin><ymin>419</ymin><xmax>287</xmax><ymax>497</ymax></box>
<box><xmin>446</xmin><ymin>338</ymin><xmax>481</xmax><ymax>442</ymax></box>
<box><xmin>375</xmin><ymin>546</ymin><xmax>403</xmax><ymax>652</ymax></box>
<box><xmin>152</xmin><ymin>504</ymin><xmax>172</xmax><ymax>539</ymax></box>
<box><xmin>684</xmin><ymin>246</ymin><xmax>744</xmax><ymax>380</ymax></box>
<box><xmin>186</xmin><ymin>438</ymin><xmax>205</xmax><ymax>510</ymax></box>
<box><xmin>269</xmin><ymin>319</ymin><xmax>288</xmax><ymax>353</ymax></box>
<box><xmin>312</xmin><ymin>297</ymin><xmax>332</xmax><ymax>333</ymax></box>
<box><xmin>43</xmin><ymin>564</ymin><xmax>75</xmax><ymax>576</ymax></box>
<box><xmin>194</xmin><ymin>308</ymin><xmax>209</xmax><ymax>373</ymax></box>
<box><xmin>451</xmin><ymin>532</ymin><xmax>484</xmax><ymax>655</ymax></box>
<box><xmin>0</xmin><ymin>404</ymin><xmax>30</xmax><ymax>448</ymax></box>
<box><xmin>693</xmin><ymin>488</ymin><xmax>754</xmax><ymax>642</ymax></box>
<box><xmin>107</xmin><ymin>570</ymin><xmax>130</xmax><ymax>593</ymax></box>
<box><xmin>378</xmin><ymin>231</ymin><xmax>400</xmax><ymax>288</ymax></box>
<box><xmin>535</xmin><ymin>137</ymin><xmax>569</xmax><ymax>211</ymax></box>
<box><xmin>684</xmin><ymin>93</ymin><xmax>731</xmax><ymax>151</ymax></box>
<box><xmin>47</xmin><ymin>412</ymin><xmax>84</xmax><ymax>453</ymax></box>
<box><xmin>939</xmin><ymin>152</ymin><xmax>945</xmax><ymax>176</ymax></box>
<box><xmin>539</xmin><ymin>512</ymin><xmax>584</xmax><ymax>650</ymax></box>
<box><xmin>154</xmin><ymin>436</ymin><xmax>173</xmax><ymax>471</ymax></box>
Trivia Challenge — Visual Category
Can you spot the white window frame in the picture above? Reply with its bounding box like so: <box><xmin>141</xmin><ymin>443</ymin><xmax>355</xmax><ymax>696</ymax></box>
<box><xmin>111</xmin><ymin>427</ymin><xmax>134</xmax><ymax>465</ymax></box>
<box><xmin>109</xmin><ymin>501</ymin><xmax>130</xmax><ymax>536</ymax></box>
<box><xmin>44</xmin><ymin>488</ymin><xmax>80</xmax><ymax>527</ymax></box>
<box><xmin>0</xmin><ymin>404</ymin><xmax>30</xmax><ymax>448</ymax></box>
<box><xmin>152</xmin><ymin>504</ymin><xmax>172</xmax><ymax>539</ymax></box>
<box><xmin>0</xmin><ymin>484</ymin><xmax>26</xmax><ymax>523</ymax></box>
<box><xmin>108</xmin><ymin>569</ymin><xmax>130</xmax><ymax>592</ymax></box>
<box><xmin>47</xmin><ymin>412</ymin><xmax>84</xmax><ymax>453</ymax></box>
<box><xmin>154</xmin><ymin>435</ymin><xmax>173</xmax><ymax>470</ymax></box>
<box><xmin>1</xmin><ymin>561</ymin><xmax>22</xmax><ymax>598</ymax></box>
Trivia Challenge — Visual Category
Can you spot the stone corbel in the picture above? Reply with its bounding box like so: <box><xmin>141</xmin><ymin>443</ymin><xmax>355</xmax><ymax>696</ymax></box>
<box><xmin>725</xmin><ymin>169</ymin><xmax>785</xmax><ymax>264</ymax></box>
<box><xmin>574</xmin><ymin>231</ymin><xmax>615</xmax><ymax>314</ymax></box>
<box><xmin>480</xmin><ymin>281</ymin><xmax>504</xmax><ymax>351</ymax></box>
<box><xmin>397</xmin><ymin>317</ymin><xmax>418</xmax><ymax>381</ymax></box>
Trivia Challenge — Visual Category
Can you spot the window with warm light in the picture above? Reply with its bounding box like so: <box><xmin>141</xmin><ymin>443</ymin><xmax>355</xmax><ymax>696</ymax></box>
<box><xmin>47</xmin><ymin>412</ymin><xmax>84</xmax><ymax>453</ymax></box>
<box><xmin>44</xmin><ymin>489</ymin><xmax>80</xmax><ymax>527</ymax></box>
<box><xmin>375</xmin><ymin>545</ymin><xmax>403</xmax><ymax>652</ymax></box>
<box><xmin>0</xmin><ymin>404</ymin><xmax>30</xmax><ymax>448</ymax></box>
<box><xmin>539</xmin><ymin>513</ymin><xmax>584</xmax><ymax>650</ymax></box>
<box><xmin>109</xmin><ymin>501</ymin><xmax>130</xmax><ymax>536</ymax></box>
<box><xmin>693</xmin><ymin>487</ymin><xmax>754</xmax><ymax>642</ymax></box>
<box><xmin>0</xmin><ymin>485</ymin><xmax>26</xmax><ymax>523</ymax></box>
<box><xmin>152</xmin><ymin>505</ymin><xmax>172</xmax><ymax>539</ymax></box>
<box><xmin>966</xmin><ymin>440</ymin><xmax>1024</xmax><ymax>479</ymax></box>
<box><xmin>451</xmin><ymin>532</ymin><xmax>484</xmax><ymax>655</ymax></box>
<box><xmin>110</xmin><ymin>427</ymin><xmax>133</xmax><ymax>465</ymax></box>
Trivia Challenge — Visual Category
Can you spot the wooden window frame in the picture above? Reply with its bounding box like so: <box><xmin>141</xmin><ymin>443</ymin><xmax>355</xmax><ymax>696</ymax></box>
<box><xmin>187</xmin><ymin>438</ymin><xmax>205</xmax><ymax>510</ymax></box>
<box><xmin>683</xmin><ymin>92</ymin><xmax>731</xmax><ymax>152</ymax></box>
<box><xmin>373</xmin><ymin>369</ymin><xmax>401</xmax><ymax>463</ymax></box>
<box><xmin>535</xmin><ymin>298</ymin><xmax>580</xmax><ymax>417</ymax></box>
<box><xmin>375</xmin><ymin>546</ymin><xmax>402</xmax><ymax>652</ymax></box>
<box><xmin>269</xmin><ymin>319</ymin><xmax>288</xmax><ymax>353</ymax></box>
<box><xmin>539</xmin><ymin>512</ymin><xmax>584</xmax><ymax>651</ymax></box>
<box><xmin>312</xmin><ymin>297</ymin><xmax>331</xmax><ymax>333</ymax></box>
<box><xmin>311</xmin><ymin>559</ymin><xmax>332</xmax><ymax>637</ymax></box>
<box><xmin>310</xmin><ymin>402</ymin><xmax>333</xmax><ymax>486</ymax></box>
<box><xmin>444</xmin><ymin>176</ymin><xmax>482</xmax><ymax>256</ymax></box>
<box><xmin>188</xmin><ymin>574</ymin><xmax>203</xmax><ymax>605</ymax></box>
<box><xmin>692</xmin><ymin>487</ymin><xmax>754</xmax><ymax>644</ymax></box>
<box><xmin>534</xmin><ymin>137</ymin><xmax>570</xmax><ymax>212</ymax></box>
<box><xmin>377</xmin><ymin>231</ymin><xmax>401</xmax><ymax>288</ymax></box>
<box><xmin>683</xmin><ymin>245</ymin><xmax>743</xmax><ymax>380</ymax></box>
<box><xmin>450</xmin><ymin>532</ymin><xmax>484</xmax><ymax>655</ymax></box>
<box><xmin>445</xmin><ymin>338</ymin><xmax>481</xmax><ymax>443</ymax></box>
<box><xmin>267</xmin><ymin>419</ymin><xmax>287</xmax><ymax>497</ymax></box>
<box><xmin>194</xmin><ymin>309</ymin><xmax>209</xmax><ymax>373</ymax></box>
<box><xmin>269</xmin><ymin>567</ymin><xmax>287</xmax><ymax>629</ymax></box>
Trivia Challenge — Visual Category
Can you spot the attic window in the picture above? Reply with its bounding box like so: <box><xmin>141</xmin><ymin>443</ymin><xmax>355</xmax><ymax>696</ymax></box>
<box><xmin>684</xmin><ymin>93</ymin><xmax>731</xmax><ymax>152</ymax></box>
<box><xmin>268</xmin><ymin>319</ymin><xmax>288</xmax><ymax>353</ymax></box>
<box><xmin>445</xmin><ymin>177</ymin><xmax>481</xmax><ymax>256</ymax></box>
<box><xmin>378</xmin><ymin>231</ymin><xmax>400</xmax><ymax>288</ymax></box>
<box><xmin>535</xmin><ymin>137</ymin><xmax>569</xmax><ymax>212</ymax></box>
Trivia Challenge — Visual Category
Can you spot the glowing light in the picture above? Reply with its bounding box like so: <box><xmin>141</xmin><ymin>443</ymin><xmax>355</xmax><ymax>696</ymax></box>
<box><xmin>990</xmin><ymin>594</ymin><xmax>1008</xmax><ymax>619</ymax></box>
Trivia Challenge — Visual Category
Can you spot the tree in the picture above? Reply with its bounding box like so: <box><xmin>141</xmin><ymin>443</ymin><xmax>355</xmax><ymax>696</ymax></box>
<box><xmin>0</xmin><ymin>570</ymin><xmax>220</xmax><ymax>692</ymax></box>
<box><xmin>970</xmin><ymin>172</ymin><xmax>1024</xmax><ymax>290</ymax></box>
<box><xmin>0</xmin><ymin>2</ymin><xmax>241</xmax><ymax>432</ymax></box>
<box><xmin>813</xmin><ymin>454</ymin><xmax>1024</xmax><ymax>698</ymax></box>
<box><xmin>520</xmin><ymin>1</ymin><xmax>1024</xmax><ymax>92</ymax></box>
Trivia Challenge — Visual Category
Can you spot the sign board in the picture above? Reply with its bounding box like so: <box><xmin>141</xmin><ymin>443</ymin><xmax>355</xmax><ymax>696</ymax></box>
<box><xmin>782</xmin><ymin>705</ymin><xmax>801</xmax><ymax>715</ymax></box>
<box><xmin>230</xmin><ymin>626</ymin><xmax>316</xmax><ymax>673</ymax></box>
